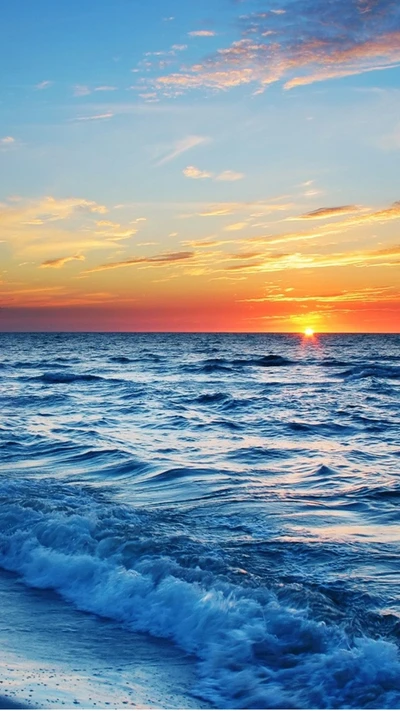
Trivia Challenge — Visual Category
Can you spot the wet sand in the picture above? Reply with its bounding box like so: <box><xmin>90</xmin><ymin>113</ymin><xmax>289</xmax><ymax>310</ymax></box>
<box><xmin>0</xmin><ymin>569</ymin><xmax>208</xmax><ymax>709</ymax></box>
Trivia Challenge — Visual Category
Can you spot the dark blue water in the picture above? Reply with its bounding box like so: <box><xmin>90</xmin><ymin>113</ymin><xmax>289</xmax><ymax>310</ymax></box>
<box><xmin>0</xmin><ymin>333</ymin><xmax>399</xmax><ymax>709</ymax></box>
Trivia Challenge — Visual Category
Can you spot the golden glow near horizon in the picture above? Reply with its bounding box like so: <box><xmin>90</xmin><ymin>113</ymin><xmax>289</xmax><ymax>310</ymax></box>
<box><xmin>0</xmin><ymin>1</ymin><xmax>399</xmax><ymax>332</ymax></box>
<box><xmin>304</xmin><ymin>328</ymin><xmax>315</xmax><ymax>338</ymax></box>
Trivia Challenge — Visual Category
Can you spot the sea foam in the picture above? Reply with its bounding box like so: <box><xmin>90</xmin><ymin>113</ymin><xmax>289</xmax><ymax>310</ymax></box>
<box><xmin>0</xmin><ymin>477</ymin><xmax>399</xmax><ymax>709</ymax></box>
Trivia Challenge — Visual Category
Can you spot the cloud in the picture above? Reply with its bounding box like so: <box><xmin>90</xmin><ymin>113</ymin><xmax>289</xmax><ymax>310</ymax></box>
<box><xmin>96</xmin><ymin>220</ymin><xmax>120</xmax><ymax>228</ymax></box>
<box><xmin>0</xmin><ymin>196</ymin><xmax>108</xmax><ymax>228</ymax></box>
<box><xmin>73</xmin><ymin>85</ymin><xmax>117</xmax><ymax>97</ymax></box>
<box><xmin>223</xmin><ymin>242</ymin><xmax>400</xmax><ymax>274</ymax></box>
<box><xmin>216</xmin><ymin>170</ymin><xmax>244</xmax><ymax>182</ymax></box>
<box><xmin>153</xmin><ymin>1</ymin><xmax>400</xmax><ymax>94</ymax></box>
<box><xmin>1</xmin><ymin>136</ymin><xmax>15</xmax><ymax>147</ymax></box>
<box><xmin>35</xmin><ymin>80</ymin><xmax>53</xmax><ymax>90</ymax></box>
<box><xmin>297</xmin><ymin>205</ymin><xmax>361</xmax><ymax>220</ymax></box>
<box><xmin>183</xmin><ymin>165</ymin><xmax>213</xmax><ymax>179</ymax></box>
<box><xmin>183</xmin><ymin>167</ymin><xmax>244</xmax><ymax>181</ymax></box>
<box><xmin>198</xmin><ymin>200</ymin><xmax>292</xmax><ymax>217</ymax></box>
<box><xmin>156</xmin><ymin>67</ymin><xmax>256</xmax><ymax>93</ymax></box>
<box><xmin>224</xmin><ymin>222</ymin><xmax>247</xmax><ymax>231</ymax></box>
<box><xmin>182</xmin><ymin>238</ymin><xmax>222</xmax><ymax>248</ymax></box>
<box><xmin>229</xmin><ymin>250</ymin><xmax>263</xmax><ymax>260</ymax></box>
<box><xmin>86</xmin><ymin>251</ymin><xmax>194</xmax><ymax>273</ymax></box>
<box><xmin>40</xmin><ymin>254</ymin><xmax>85</xmax><ymax>269</ymax></box>
<box><xmin>239</xmin><ymin>286</ymin><xmax>399</xmax><ymax>304</ymax></box>
<box><xmin>73</xmin><ymin>85</ymin><xmax>91</xmax><ymax>97</ymax></box>
<box><xmin>199</xmin><ymin>205</ymin><xmax>235</xmax><ymax>216</ymax></box>
<box><xmin>189</xmin><ymin>30</ymin><xmax>216</xmax><ymax>37</ymax></box>
<box><xmin>75</xmin><ymin>112</ymin><xmax>114</xmax><ymax>121</ymax></box>
<box><xmin>94</xmin><ymin>227</ymin><xmax>138</xmax><ymax>240</ymax></box>
<box><xmin>248</xmin><ymin>199</ymin><xmax>400</xmax><ymax>248</ymax></box>
<box><xmin>284</xmin><ymin>58</ymin><xmax>400</xmax><ymax>89</ymax></box>
<box><xmin>358</xmin><ymin>200</ymin><xmax>400</xmax><ymax>224</ymax></box>
<box><xmin>156</xmin><ymin>135</ymin><xmax>208</xmax><ymax>166</ymax></box>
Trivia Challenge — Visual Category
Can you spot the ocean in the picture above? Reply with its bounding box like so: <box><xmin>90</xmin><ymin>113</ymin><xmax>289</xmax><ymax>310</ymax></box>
<box><xmin>0</xmin><ymin>332</ymin><xmax>399</xmax><ymax>709</ymax></box>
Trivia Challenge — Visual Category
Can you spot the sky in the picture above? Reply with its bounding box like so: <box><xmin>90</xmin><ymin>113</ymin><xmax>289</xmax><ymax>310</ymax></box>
<box><xmin>1</xmin><ymin>0</ymin><xmax>399</xmax><ymax>332</ymax></box>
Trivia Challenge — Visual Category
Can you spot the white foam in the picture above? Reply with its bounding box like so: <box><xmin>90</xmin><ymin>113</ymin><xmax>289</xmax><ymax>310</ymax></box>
<box><xmin>0</xmin><ymin>478</ymin><xmax>399</xmax><ymax>708</ymax></box>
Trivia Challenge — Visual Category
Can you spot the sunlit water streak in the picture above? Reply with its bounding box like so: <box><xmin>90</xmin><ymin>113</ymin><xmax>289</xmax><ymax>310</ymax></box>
<box><xmin>0</xmin><ymin>333</ymin><xmax>399</xmax><ymax>709</ymax></box>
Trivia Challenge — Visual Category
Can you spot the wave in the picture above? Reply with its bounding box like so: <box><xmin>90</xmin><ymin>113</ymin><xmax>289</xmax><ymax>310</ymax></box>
<box><xmin>34</xmin><ymin>371</ymin><xmax>104</xmax><ymax>384</ymax></box>
<box><xmin>341</xmin><ymin>365</ymin><xmax>400</xmax><ymax>380</ymax></box>
<box><xmin>188</xmin><ymin>354</ymin><xmax>296</xmax><ymax>374</ymax></box>
<box><xmin>320</xmin><ymin>358</ymin><xmax>350</xmax><ymax>367</ymax></box>
<box><xmin>200</xmin><ymin>358</ymin><xmax>233</xmax><ymax>374</ymax></box>
<box><xmin>195</xmin><ymin>392</ymin><xmax>231</xmax><ymax>405</ymax></box>
<box><xmin>288</xmin><ymin>421</ymin><xmax>356</xmax><ymax>435</ymax></box>
<box><xmin>227</xmin><ymin>446</ymin><xmax>294</xmax><ymax>462</ymax></box>
<box><xmin>23</xmin><ymin>371</ymin><xmax>125</xmax><ymax>385</ymax></box>
<box><xmin>0</xmin><ymin>478</ymin><xmax>399</xmax><ymax>709</ymax></box>
<box><xmin>246</xmin><ymin>354</ymin><xmax>295</xmax><ymax>367</ymax></box>
<box><xmin>12</xmin><ymin>361</ymin><xmax>73</xmax><ymax>370</ymax></box>
<box><xmin>109</xmin><ymin>356</ymin><xmax>133</xmax><ymax>364</ymax></box>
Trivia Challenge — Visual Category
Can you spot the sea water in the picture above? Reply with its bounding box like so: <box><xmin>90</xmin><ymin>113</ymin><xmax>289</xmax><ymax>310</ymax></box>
<box><xmin>0</xmin><ymin>332</ymin><xmax>399</xmax><ymax>709</ymax></box>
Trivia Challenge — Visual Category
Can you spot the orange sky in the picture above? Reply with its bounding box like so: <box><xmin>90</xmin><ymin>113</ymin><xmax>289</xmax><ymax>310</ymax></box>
<box><xmin>1</xmin><ymin>1</ymin><xmax>399</xmax><ymax>332</ymax></box>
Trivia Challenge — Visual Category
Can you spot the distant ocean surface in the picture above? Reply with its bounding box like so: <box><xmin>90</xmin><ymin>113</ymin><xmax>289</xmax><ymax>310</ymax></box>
<box><xmin>0</xmin><ymin>332</ymin><xmax>399</xmax><ymax>709</ymax></box>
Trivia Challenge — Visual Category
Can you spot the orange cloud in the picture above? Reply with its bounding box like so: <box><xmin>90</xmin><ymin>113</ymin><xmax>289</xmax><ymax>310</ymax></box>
<box><xmin>86</xmin><ymin>250</ymin><xmax>195</xmax><ymax>273</ymax></box>
<box><xmin>297</xmin><ymin>205</ymin><xmax>361</xmax><ymax>220</ymax></box>
<box><xmin>223</xmin><ymin>243</ymin><xmax>400</xmax><ymax>274</ymax></box>
<box><xmin>40</xmin><ymin>254</ymin><xmax>85</xmax><ymax>269</ymax></box>
<box><xmin>239</xmin><ymin>286</ymin><xmax>399</xmax><ymax>304</ymax></box>
<box><xmin>0</xmin><ymin>196</ymin><xmax>108</xmax><ymax>228</ymax></box>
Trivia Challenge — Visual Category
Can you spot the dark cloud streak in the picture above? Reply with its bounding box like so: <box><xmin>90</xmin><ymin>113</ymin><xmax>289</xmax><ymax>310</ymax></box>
<box><xmin>86</xmin><ymin>251</ymin><xmax>194</xmax><ymax>273</ymax></box>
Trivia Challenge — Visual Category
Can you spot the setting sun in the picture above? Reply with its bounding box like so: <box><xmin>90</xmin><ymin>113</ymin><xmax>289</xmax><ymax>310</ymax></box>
<box><xmin>304</xmin><ymin>327</ymin><xmax>315</xmax><ymax>337</ymax></box>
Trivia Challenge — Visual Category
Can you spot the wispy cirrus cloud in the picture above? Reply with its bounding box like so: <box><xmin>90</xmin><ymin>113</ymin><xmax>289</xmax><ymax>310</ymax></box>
<box><xmin>188</xmin><ymin>30</ymin><xmax>216</xmax><ymax>37</ymax></box>
<box><xmin>224</xmin><ymin>222</ymin><xmax>247</xmax><ymax>231</ymax></box>
<box><xmin>73</xmin><ymin>85</ymin><xmax>117</xmax><ymax>97</ymax></box>
<box><xmin>156</xmin><ymin>135</ymin><xmax>208</xmax><ymax>166</ymax></box>
<box><xmin>239</xmin><ymin>286</ymin><xmax>399</xmax><ymax>304</ymax></box>
<box><xmin>248</xmin><ymin>199</ymin><xmax>400</xmax><ymax>248</ymax></box>
<box><xmin>295</xmin><ymin>205</ymin><xmax>362</xmax><ymax>220</ymax></box>
<box><xmin>74</xmin><ymin>112</ymin><xmax>114</xmax><ymax>121</ymax></box>
<box><xmin>197</xmin><ymin>199</ymin><xmax>292</xmax><ymax>217</ymax></box>
<box><xmin>183</xmin><ymin>166</ymin><xmax>244</xmax><ymax>181</ymax></box>
<box><xmin>223</xmin><ymin>242</ymin><xmax>400</xmax><ymax>274</ymax></box>
<box><xmin>94</xmin><ymin>85</ymin><xmax>117</xmax><ymax>92</ymax></box>
<box><xmin>40</xmin><ymin>254</ymin><xmax>85</xmax><ymax>269</ymax></box>
<box><xmin>35</xmin><ymin>80</ymin><xmax>53</xmax><ymax>90</ymax></box>
<box><xmin>86</xmin><ymin>251</ymin><xmax>194</xmax><ymax>273</ymax></box>
<box><xmin>154</xmin><ymin>1</ymin><xmax>400</xmax><ymax>94</ymax></box>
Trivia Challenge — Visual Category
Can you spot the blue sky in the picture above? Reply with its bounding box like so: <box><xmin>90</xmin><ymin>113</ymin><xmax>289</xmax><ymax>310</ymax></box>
<box><xmin>1</xmin><ymin>0</ymin><xmax>399</xmax><ymax>331</ymax></box>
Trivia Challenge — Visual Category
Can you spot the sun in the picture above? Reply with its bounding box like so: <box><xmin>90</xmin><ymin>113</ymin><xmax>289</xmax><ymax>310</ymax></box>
<box><xmin>304</xmin><ymin>327</ymin><xmax>315</xmax><ymax>338</ymax></box>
